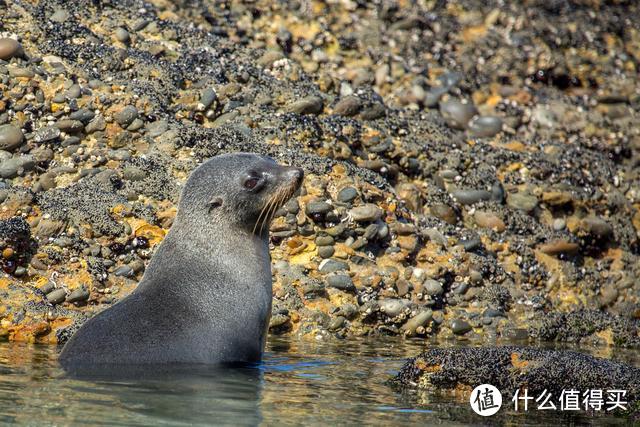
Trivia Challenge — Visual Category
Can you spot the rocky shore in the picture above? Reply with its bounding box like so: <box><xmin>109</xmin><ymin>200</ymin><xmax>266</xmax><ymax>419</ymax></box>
<box><xmin>394</xmin><ymin>346</ymin><xmax>640</xmax><ymax>419</ymax></box>
<box><xmin>0</xmin><ymin>0</ymin><xmax>638</xmax><ymax>347</ymax></box>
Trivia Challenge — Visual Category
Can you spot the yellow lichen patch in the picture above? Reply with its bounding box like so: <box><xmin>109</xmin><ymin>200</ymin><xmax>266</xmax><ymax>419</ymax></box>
<box><xmin>10</xmin><ymin>321</ymin><xmax>51</xmax><ymax>343</ymax></box>
<box><xmin>288</xmin><ymin>243</ymin><xmax>317</xmax><ymax>265</ymax></box>
<box><xmin>134</xmin><ymin>223</ymin><xmax>166</xmax><ymax>246</ymax></box>
<box><xmin>595</xmin><ymin>329</ymin><xmax>615</xmax><ymax>346</ymax></box>
<box><xmin>462</xmin><ymin>25</ymin><xmax>487</xmax><ymax>42</ymax></box>
<box><xmin>511</xmin><ymin>352</ymin><xmax>529</xmax><ymax>369</ymax></box>
<box><xmin>326</xmin><ymin>289</ymin><xmax>356</xmax><ymax>309</ymax></box>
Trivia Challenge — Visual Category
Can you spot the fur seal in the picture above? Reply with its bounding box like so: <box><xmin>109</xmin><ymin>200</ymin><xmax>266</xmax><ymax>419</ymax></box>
<box><xmin>59</xmin><ymin>153</ymin><xmax>303</xmax><ymax>368</ymax></box>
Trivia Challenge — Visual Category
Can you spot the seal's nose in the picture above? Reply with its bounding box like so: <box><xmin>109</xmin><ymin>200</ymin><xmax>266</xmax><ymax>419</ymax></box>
<box><xmin>283</xmin><ymin>166</ymin><xmax>304</xmax><ymax>186</ymax></box>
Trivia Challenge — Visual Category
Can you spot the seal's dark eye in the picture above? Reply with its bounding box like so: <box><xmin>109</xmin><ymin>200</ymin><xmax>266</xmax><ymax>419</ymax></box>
<box><xmin>244</xmin><ymin>177</ymin><xmax>259</xmax><ymax>190</ymax></box>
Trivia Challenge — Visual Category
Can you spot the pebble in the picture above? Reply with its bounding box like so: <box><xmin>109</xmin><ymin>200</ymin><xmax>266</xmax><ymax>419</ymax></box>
<box><xmin>56</xmin><ymin>119</ymin><xmax>84</xmax><ymax>133</ymax></box>
<box><xmin>114</xmin><ymin>265</ymin><xmax>134</xmax><ymax>277</ymax></box>
<box><xmin>450</xmin><ymin>319</ymin><xmax>472</xmax><ymax>335</ymax></box>
<box><xmin>197</xmin><ymin>88</ymin><xmax>217</xmax><ymax>111</ymax></box>
<box><xmin>581</xmin><ymin>217</ymin><xmax>613</xmax><ymax>238</ymax></box>
<box><xmin>439</xmin><ymin>99</ymin><xmax>477</xmax><ymax>129</ymax></box>
<box><xmin>66</xmin><ymin>286</ymin><xmax>90</xmax><ymax>303</ymax></box>
<box><xmin>379</xmin><ymin>299</ymin><xmax>406</xmax><ymax>317</ymax></box>
<box><xmin>337</xmin><ymin>187</ymin><xmax>358</xmax><ymax>203</ymax></box>
<box><xmin>33</xmin><ymin>126</ymin><xmax>61</xmax><ymax>143</ymax></box>
<box><xmin>115</xmin><ymin>27</ymin><xmax>131</xmax><ymax>43</ymax></box>
<box><xmin>468</xmin><ymin>116</ymin><xmax>503</xmax><ymax>137</ymax></box>
<box><xmin>286</xmin><ymin>95</ymin><xmax>323</xmax><ymax>115</ymax></box>
<box><xmin>552</xmin><ymin>218</ymin><xmax>566</xmax><ymax>231</ymax></box>
<box><xmin>401</xmin><ymin>310</ymin><xmax>432</xmax><ymax>336</ymax></box>
<box><xmin>326</xmin><ymin>274</ymin><xmax>355</xmax><ymax>291</ymax></box>
<box><xmin>46</xmin><ymin>289</ymin><xmax>67</xmax><ymax>304</ymax></box>
<box><xmin>305</xmin><ymin>201</ymin><xmax>332</xmax><ymax>215</ymax></box>
<box><xmin>424</xmin><ymin>279</ymin><xmax>444</xmax><ymax>296</ymax></box>
<box><xmin>539</xmin><ymin>239</ymin><xmax>579</xmax><ymax>255</ymax></box>
<box><xmin>317</xmin><ymin>245</ymin><xmax>335</xmax><ymax>258</ymax></box>
<box><xmin>0</xmin><ymin>125</ymin><xmax>24</xmax><ymax>151</ymax></box>
<box><xmin>328</xmin><ymin>316</ymin><xmax>346</xmax><ymax>331</ymax></box>
<box><xmin>318</xmin><ymin>258</ymin><xmax>349</xmax><ymax>273</ymax></box>
<box><xmin>349</xmin><ymin>204</ymin><xmax>382</xmax><ymax>222</ymax></box>
<box><xmin>473</xmin><ymin>211</ymin><xmax>506</xmax><ymax>232</ymax></box>
<box><xmin>0</xmin><ymin>38</ymin><xmax>23</xmax><ymax>60</ymax></box>
<box><xmin>333</xmin><ymin>96</ymin><xmax>362</xmax><ymax>116</ymax></box>
<box><xmin>114</xmin><ymin>105</ymin><xmax>139</xmax><ymax>127</ymax></box>
<box><xmin>507</xmin><ymin>193</ymin><xmax>538</xmax><ymax>212</ymax></box>
<box><xmin>451</xmin><ymin>190</ymin><xmax>492</xmax><ymax>205</ymax></box>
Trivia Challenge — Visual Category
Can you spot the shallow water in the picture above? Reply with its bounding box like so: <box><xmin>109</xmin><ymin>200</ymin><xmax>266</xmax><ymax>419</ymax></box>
<box><xmin>0</xmin><ymin>337</ymin><xmax>637</xmax><ymax>426</ymax></box>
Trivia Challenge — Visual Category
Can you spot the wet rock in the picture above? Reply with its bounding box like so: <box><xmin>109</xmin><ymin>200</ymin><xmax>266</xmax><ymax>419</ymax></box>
<box><xmin>394</xmin><ymin>347</ymin><xmax>640</xmax><ymax>415</ymax></box>
<box><xmin>401</xmin><ymin>310</ymin><xmax>432</xmax><ymax>336</ymax></box>
<box><xmin>0</xmin><ymin>125</ymin><xmax>24</xmax><ymax>151</ymax></box>
<box><xmin>196</xmin><ymin>88</ymin><xmax>217</xmax><ymax>112</ymax></box>
<box><xmin>56</xmin><ymin>120</ymin><xmax>84</xmax><ymax>133</ymax></box>
<box><xmin>305</xmin><ymin>201</ymin><xmax>332</xmax><ymax>216</ymax></box>
<box><xmin>450</xmin><ymin>319</ymin><xmax>472</xmax><ymax>335</ymax></box>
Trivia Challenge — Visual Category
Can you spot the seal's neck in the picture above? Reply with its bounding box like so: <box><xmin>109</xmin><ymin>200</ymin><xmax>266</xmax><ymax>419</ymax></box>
<box><xmin>138</xmin><ymin>217</ymin><xmax>271</xmax><ymax>295</ymax></box>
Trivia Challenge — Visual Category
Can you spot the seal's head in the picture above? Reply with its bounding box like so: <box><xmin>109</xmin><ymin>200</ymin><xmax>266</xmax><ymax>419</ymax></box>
<box><xmin>177</xmin><ymin>153</ymin><xmax>303</xmax><ymax>235</ymax></box>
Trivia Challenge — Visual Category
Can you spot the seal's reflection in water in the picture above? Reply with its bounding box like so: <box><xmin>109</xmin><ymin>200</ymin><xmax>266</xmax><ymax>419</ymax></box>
<box><xmin>65</xmin><ymin>363</ymin><xmax>264</xmax><ymax>426</ymax></box>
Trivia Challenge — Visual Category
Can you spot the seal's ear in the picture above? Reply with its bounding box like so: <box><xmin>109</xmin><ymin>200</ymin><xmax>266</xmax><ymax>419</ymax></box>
<box><xmin>208</xmin><ymin>196</ymin><xmax>223</xmax><ymax>212</ymax></box>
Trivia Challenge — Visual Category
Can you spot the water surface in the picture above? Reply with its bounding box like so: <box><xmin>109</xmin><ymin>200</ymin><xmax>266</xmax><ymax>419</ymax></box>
<box><xmin>0</xmin><ymin>337</ymin><xmax>637</xmax><ymax>425</ymax></box>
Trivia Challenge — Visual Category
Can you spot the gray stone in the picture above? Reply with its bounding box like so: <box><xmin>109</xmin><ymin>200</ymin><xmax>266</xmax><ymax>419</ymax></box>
<box><xmin>468</xmin><ymin>116</ymin><xmax>503</xmax><ymax>137</ymax></box>
<box><xmin>114</xmin><ymin>105</ymin><xmax>139</xmax><ymax>127</ymax></box>
<box><xmin>349</xmin><ymin>204</ymin><xmax>382</xmax><ymax>222</ymax></box>
<box><xmin>34</xmin><ymin>126</ymin><xmax>61</xmax><ymax>143</ymax></box>
<box><xmin>318</xmin><ymin>258</ymin><xmax>349</xmax><ymax>273</ymax></box>
<box><xmin>451</xmin><ymin>189</ymin><xmax>492</xmax><ymax>205</ymax></box>
<box><xmin>0</xmin><ymin>38</ymin><xmax>23</xmax><ymax>60</ymax></box>
<box><xmin>424</xmin><ymin>279</ymin><xmax>444</xmax><ymax>296</ymax></box>
<box><xmin>0</xmin><ymin>124</ymin><xmax>24</xmax><ymax>151</ymax></box>
<box><xmin>507</xmin><ymin>192</ymin><xmax>538</xmax><ymax>212</ymax></box>
<box><xmin>286</xmin><ymin>95</ymin><xmax>323</xmax><ymax>115</ymax></box>
<box><xmin>337</xmin><ymin>187</ymin><xmax>358</xmax><ymax>203</ymax></box>
<box><xmin>451</xmin><ymin>319</ymin><xmax>472</xmax><ymax>335</ymax></box>
<box><xmin>46</xmin><ymin>289</ymin><xmax>67</xmax><ymax>304</ymax></box>
<box><xmin>326</xmin><ymin>274</ymin><xmax>355</xmax><ymax>291</ymax></box>
<box><xmin>439</xmin><ymin>99</ymin><xmax>477</xmax><ymax>129</ymax></box>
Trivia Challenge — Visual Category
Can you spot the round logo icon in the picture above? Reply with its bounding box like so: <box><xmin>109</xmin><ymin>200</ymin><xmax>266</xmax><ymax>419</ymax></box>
<box><xmin>470</xmin><ymin>384</ymin><xmax>502</xmax><ymax>416</ymax></box>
